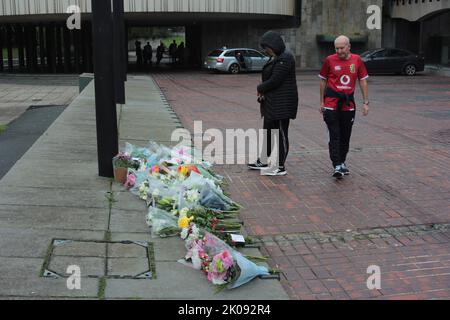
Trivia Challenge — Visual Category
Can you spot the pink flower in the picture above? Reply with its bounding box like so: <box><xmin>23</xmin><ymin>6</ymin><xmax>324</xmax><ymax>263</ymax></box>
<box><xmin>220</xmin><ymin>251</ymin><xmax>234</xmax><ymax>269</ymax></box>
<box><xmin>206</xmin><ymin>250</ymin><xmax>234</xmax><ymax>285</ymax></box>
<box><xmin>123</xmin><ymin>173</ymin><xmax>136</xmax><ymax>189</ymax></box>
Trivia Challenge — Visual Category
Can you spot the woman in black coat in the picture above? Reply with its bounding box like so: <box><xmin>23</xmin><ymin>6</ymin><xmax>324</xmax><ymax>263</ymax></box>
<box><xmin>248</xmin><ymin>31</ymin><xmax>299</xmax><ymax>176</ymax></box>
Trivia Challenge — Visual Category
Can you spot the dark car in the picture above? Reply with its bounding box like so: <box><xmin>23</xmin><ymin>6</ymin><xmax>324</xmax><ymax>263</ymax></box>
<box><xmin>361</xmin><ymin>48</ymin><xmax>425</xmax><ymax>76</ymax></box>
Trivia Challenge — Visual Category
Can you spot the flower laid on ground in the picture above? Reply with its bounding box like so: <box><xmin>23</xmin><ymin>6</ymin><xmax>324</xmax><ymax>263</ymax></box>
<box><xmin>117</xmin><ymin>141</ymin><xmax>270</xmax><ymax>290</ymax></box>
<box><xmin>151</xmin><ymin>165</ymin><xmax>160</xmax><ymax>176</ymax></box>
<box><xmin>124</xmin><ymin>172</ymin><xmax>136</xmax><ymax>189</ymax></box>
<box><xmin>138</xmin><ymin>181</ymin><xmax>149</xmax><ymax>201</ymax></box>
<box><xmin>178</xmin><ymin>165</ymin><xmax>190</xmax><ymax>177</ymax></box>
<box><xmin>178</xmin><ymin>215</ymin><xmax>194</xmax><ymax>229</ymax></box>
<box><xmin>207</xmin><ymin>250</ymin><xmax>235</xmax><ymax>285</ymax></box>
<box><xmin>182</xmin><ymin>229</ymin><xmax>273</xmax><ymax>291</ymax></box>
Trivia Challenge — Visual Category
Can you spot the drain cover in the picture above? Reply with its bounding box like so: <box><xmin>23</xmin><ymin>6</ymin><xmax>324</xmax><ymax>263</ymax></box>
<box><xmin>41</xmin><ymin>239</ymin><xmax>155</xmax><ymax>280</ymax></box>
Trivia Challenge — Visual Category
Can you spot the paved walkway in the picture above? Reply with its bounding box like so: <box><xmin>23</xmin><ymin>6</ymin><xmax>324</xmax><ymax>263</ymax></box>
<box><xmin>0</xmin><ymin>74</ymin><xmax>287</xmax><ymax>299</ymax></box>
<box><xmin>0</xmin><ymin>74</ymin><xmax>78</xmax><ymax>126</ymax></box>
<box><xmin>154</xmin><ymin>70</ymin><xmax>450</xmax><ymax>300</ymax></box>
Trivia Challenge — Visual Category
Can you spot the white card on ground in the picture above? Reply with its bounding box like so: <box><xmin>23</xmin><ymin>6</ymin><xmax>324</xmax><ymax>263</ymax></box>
<box><xmin>231</xmin><ymin>234</ymin><xmax>245</xmax><ymax>243</ymax></box>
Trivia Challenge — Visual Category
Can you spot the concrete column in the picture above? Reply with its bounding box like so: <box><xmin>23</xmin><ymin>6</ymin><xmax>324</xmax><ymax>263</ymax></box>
<box><xmin>24</xmin><ymin>25</ymin><xmax>33</xmax><ymax>72</ymax></box>
<box><xmin>0</xmin><ymin>27</ymin><xmax>4</xmax><ymax>72</ymax></box>
<box><xmin>56</xmin><ymin>26</ymin><xmax>63</xmax><ymax>71</ymax></box>
<box><xmin>39</xmin><ymin>25</ymin><xmax>46</xmax><ymax>71</ymax></box>
<box><xmin>63</xmin><ymin>26</ymin><xmax>71</xmax><ymax>73</ymax></box>
<box><xmin>73</xmin><ymin>30</ymin><xmax>81</xmax><ymax>73</ymax></box>
<box><xmin>31</xmin><ymin>26</ymin><xmax>38</xmax><ymax>71</ymax></box>
<box><xmin>6</xmin><ymin>25</ymin><xmax>13</xmax><ymax>72</ymax></box>
<box><xmin>82</xmin><ymin>23</ymin><xmax>93</xmax><ymax>73</ymax></box>
<box><xmin>46</xmin><ymin>24</ymin><xmax>56</xmax><ymax>73</ymax></box>
<box><xmin>16</xmin><ymin>25</ymin><xmax>25</xmax><ymax>71</ymax></box>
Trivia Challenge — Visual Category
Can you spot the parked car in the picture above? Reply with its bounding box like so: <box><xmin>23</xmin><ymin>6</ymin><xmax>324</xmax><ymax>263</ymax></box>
<box><xmin>361</xmin><ymin>48</ymin><xmax>425</xmax><ymax>76</ymax></box>
<box><xmin>204</xmin><ymin>48</ymin><xmax>270</xmax><ymax>74</ymax></box>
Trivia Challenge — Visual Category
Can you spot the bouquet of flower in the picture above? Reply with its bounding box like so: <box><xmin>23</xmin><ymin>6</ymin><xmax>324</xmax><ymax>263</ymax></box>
<box><xmin>112</xmin><ymin>152</ymin><xmax>140</xmax><ymax>170</ymax></box>
<box><xmin>182</xmin><ymin>229</ymin><xmax>272</xmax><ymax>291</ymax></box>
<box><xmin>199</xmin><ymin>183</ymin><xmax>242</xmax><ymax>212</ymax></box>
<box><xmin>146</xmin><ymin>206</ymin><xmax>180</xmax><ymax>238</ymax></box>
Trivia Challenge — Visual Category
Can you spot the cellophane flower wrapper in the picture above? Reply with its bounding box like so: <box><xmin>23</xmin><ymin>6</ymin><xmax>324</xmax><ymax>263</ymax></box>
<box><xmin>147</xmin><ymin>206</ymin><xmax>180</xmax><ymax>238</ymax></box>
<box><xmin>198</xmin><ymin>183</ymin><xmax>237</xmax><ymax>211</ymax></box>
<box><xmin>128</xmin><ymin>170</ymin><xmax>152</xmax><ymax>197</ymax></box>
<box><xmin>183</xmin><ymin>230</ymin><xmax>270</xmax><ymax>289</ymax></box>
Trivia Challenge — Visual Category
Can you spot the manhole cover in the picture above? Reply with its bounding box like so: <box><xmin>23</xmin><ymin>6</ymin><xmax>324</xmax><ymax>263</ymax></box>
<box><xmin>40</xmin><ymin>239</ymin><xmax>155</xmax><ymax>280</ymax></box>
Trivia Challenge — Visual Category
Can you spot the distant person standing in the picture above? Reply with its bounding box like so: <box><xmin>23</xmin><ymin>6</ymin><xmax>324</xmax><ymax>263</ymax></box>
<box><xmin>143</xmin><ymin>42</ymin><xmax>153</xmax><ymax>66</ymax></box>
<box><xmin>135</xmin><ymin>40</ymin><xmax>143</xmax><ymax>67</ymax></box>
<box><xmin>156</xmin><ymin>41</ymin><xmax>165</xmax><ymax>65</ymax></box>
<box><xmin>176</xmin><ymin>42</ymin><xmax>185</xmax><ymax>65</ymax></box>
<box><xmin>169</xmin><ymin>40</ymin><xmax>178</xmax><ymax>64</ymax></box>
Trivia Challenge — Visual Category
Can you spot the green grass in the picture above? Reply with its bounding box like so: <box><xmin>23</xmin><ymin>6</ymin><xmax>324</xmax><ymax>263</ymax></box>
<box><xmin>2</xmin><ymin>48</ymin><xmax>18</xmax><ymax>59</ymax></box>
<box><xmin>161</xmin><ymin>36</ymin><xmax>185</xmax><ymax>48</ymax></box>
<box><xmin>0</xmin><ymin>124</ymin><xmax>8</xmax><ymax>135</ymax></box>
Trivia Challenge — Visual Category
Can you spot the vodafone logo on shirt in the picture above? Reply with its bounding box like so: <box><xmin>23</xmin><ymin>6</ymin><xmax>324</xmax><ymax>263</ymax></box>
<box><xmin>339</xmin><ymin>75</ymin><xmax>351</xmax><ymax>86</ymax></box>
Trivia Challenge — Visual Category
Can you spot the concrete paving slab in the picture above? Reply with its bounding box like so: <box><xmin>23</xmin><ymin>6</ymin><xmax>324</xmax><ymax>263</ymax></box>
<box><xmin>0</xmin><ymin>227</ymin><xmax>104</xmax><ymax>258</ymax></box>
<box><xmin>109</xmin><ymin>209</ymin><xmax>149</xmax><ymax>233</ymax></box>
<box><xmin>0</xmin><ymin>186</ymin><xmax>110</xmax><ymax>209</ymax></box>
<box><xmin>0</xmin><ymin>257</ymin><xmax>99</xmax><ymax>298</ymax></box>
<box><xmin>111</xmin><ymin>191</ymin><xmax>148</xmax><ymax>212</ymax></box>
<box><xmin>104</xmin><ymin>262</ymin><xmax>289</xmax><ymax>300</ymax></box>
<box><xmin>0</xmin><ymin>205</ymin><xmax>108</xmax><ymax>231</ymax></box>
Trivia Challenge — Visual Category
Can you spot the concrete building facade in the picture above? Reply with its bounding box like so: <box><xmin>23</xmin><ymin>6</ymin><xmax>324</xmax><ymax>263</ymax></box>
<box><xmin>383</xmin><ymin>0</ymin><xmax>450</xmax><ymax>66</ymax></box>
<box><xmin>2</xmin><ymin>0</ymin><xmax>446</xmax><ymax>73</ymax></box>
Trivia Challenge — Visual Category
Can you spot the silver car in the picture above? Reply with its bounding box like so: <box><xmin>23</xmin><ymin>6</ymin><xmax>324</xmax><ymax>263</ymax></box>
<box><xmin>204</xmin><ymin>48</ymin><xmax>270</xmax><ymax>74</ymax></box>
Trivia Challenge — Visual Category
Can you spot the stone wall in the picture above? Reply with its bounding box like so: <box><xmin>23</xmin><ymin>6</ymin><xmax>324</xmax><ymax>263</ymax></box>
<box><xmin>295</xmin><ymin>0</ymin><xmax>383</xmax><ymax>68</ymax></box>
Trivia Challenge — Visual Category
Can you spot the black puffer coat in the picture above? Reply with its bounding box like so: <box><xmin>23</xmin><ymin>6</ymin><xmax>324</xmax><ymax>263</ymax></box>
<box><xmin>257</xmin><ymin>31</ymin><xmax>299</xmax><ymax>121</ymax></box>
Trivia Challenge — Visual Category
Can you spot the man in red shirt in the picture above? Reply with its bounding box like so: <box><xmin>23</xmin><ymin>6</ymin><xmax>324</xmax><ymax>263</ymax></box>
<box><xmin>319</xmin><ymin>35</ymin><xmax>370</xmax><ymax>179</ymax></box>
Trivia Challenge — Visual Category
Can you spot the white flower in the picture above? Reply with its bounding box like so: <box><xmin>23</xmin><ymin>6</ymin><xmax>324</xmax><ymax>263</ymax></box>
<box><xmin>191</xmin><ymin>224</ymin><xmax>200</xmax><ymax>238</ymax></box>
<box><xmin>152</xmin><ymin>189</ymin><xmax>161</xmax><ymax>197</ymax></box>
<box><xmin>186</xmin><ymin>189</ymin><xmax>199</xmax><ymax>203</ymax></box>
<box><xmin>180</xmin><ymin>228</ymin><xmax>189</xmax><ymax>240</ymax></box>
<box><xmin>179</xmin><ymin>207</ymin><xmax>189</xmax><ymax>217</ymax></box>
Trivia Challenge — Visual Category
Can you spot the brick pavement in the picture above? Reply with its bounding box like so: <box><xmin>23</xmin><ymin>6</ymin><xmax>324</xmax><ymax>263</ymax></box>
<box><xmin>153</xmin><ymin>71</ymin><xmax>450</xmax><ymax>299</ymax></box>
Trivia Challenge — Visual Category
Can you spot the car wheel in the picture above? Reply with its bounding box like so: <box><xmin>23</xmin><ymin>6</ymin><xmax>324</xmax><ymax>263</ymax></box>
<box><xmin>229</xmin><ymin>63</ymin><xmax>240</xmax><ymax>74</ymax></box>
<box><xmin>404</xmin><ymin>64</ymin><xmax>416</xmax><ymax>76</ymax></box>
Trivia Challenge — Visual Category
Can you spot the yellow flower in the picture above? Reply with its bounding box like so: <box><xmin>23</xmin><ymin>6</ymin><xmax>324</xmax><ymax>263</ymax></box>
<box><xmin>178</xmin><ymin>166</ymin><xmax>189</xmax><ymax>176</ymax></box>
<box><xmin>178</xmin><ymin>216</ymin><xmax>194</xmax><ymax>229</ymax></box>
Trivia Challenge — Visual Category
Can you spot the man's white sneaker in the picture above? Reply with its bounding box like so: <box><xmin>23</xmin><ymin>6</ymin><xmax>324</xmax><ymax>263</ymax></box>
<box><xmin>261</xmin><ymin>167</ymin><xmax>287</xmax><ymax>176</ymax></box>
<box><xmin>340</xmin><ymin>163</ymin><xmax>350</xmax><ymax>175</ymax></box>
<box><xmin>333</xmin><ymin>165</ymin><xmax>344</xmax><ymax>179</ymax></box>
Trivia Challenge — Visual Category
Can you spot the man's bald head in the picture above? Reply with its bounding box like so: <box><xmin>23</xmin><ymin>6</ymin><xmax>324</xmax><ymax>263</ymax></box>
<box><xmin>334</xmin><ymin>35</ymin><xmax>351</xmax><ymax>60</ymax></box>
<box><xmin>334</xmin><ymin>35</ymin><xmax>350</xmax><ymax>46</ymax></box>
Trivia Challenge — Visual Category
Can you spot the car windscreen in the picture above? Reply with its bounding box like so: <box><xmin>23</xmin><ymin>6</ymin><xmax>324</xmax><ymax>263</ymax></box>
<box><xmin>208</xmin><ymin>50</ymin><xmax>223</xmax><ymax>57</ymax></box>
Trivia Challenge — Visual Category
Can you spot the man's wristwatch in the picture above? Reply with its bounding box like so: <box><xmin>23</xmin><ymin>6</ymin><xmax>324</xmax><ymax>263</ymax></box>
<box><xmin>363</xmin><ymin>101</ymin><xmax>369</xmax><ymax>105</ymax></box>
